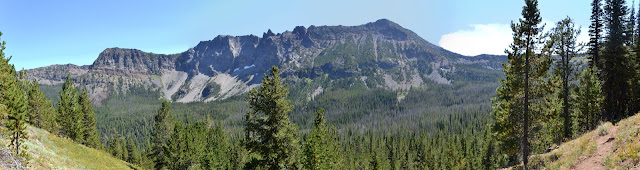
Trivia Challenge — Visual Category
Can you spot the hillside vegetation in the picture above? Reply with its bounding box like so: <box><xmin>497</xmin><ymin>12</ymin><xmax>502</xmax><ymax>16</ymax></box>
<box><xmin>526</xmin><ymin>113</ymin><xmax>640</xmax><ymax>169</ymax></box>
<box><xmin>0</xmin><ymin>125</ymin><xmax>133</xmax><ymax>169</ymax></box>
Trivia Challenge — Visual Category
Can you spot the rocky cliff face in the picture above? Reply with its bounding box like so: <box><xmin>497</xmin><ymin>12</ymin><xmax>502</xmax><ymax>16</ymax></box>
<box><xmin>25</xmin><ymin>19</ymin><xmax>506</xmax><ymax>105</ymax></box>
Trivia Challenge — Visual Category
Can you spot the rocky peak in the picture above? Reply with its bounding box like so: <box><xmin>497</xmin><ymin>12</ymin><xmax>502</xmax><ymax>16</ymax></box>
<box><xmin>292</xmin><ymin>26</ymin><xmax>307</xmax><ymax>36</ymax></box>
<box><xmin>263</xmin><ymin>29</ymin><xmax>276</xmax><ymax>38</ymax></box>
<box><xmin>92</xmin><ymin>47</ymin><xmax>178</xmax><ymax>75</ymax></box>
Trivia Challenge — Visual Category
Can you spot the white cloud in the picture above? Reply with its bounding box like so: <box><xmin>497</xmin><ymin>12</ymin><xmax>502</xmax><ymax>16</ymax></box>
<box><xmin>439</xmin><ymin>24</ymin><xmax>512</xmax><ymax>56</ymax></box>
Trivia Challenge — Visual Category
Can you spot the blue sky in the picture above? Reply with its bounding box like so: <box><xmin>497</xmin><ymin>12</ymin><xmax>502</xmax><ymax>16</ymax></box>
<box><xmin>0</xmin><ymin>0</ymin><xmax>625</xmax><ymax>69</ymax></box>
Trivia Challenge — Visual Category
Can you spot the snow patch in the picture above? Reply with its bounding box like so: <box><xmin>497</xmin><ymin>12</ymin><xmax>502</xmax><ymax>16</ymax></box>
<box><xmin>244</xmin><ymin>64</ymin><xmax>255</xmax><ymax>69</ymax></box>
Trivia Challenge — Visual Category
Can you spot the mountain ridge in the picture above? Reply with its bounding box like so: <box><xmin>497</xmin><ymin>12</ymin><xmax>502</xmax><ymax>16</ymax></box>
<box><xmin>25</xmin><ymin>19</ymin><xmax>506</xmax><ymax>104</ymax></box>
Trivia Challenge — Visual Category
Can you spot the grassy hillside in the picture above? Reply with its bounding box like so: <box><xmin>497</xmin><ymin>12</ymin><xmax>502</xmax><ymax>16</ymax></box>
<box><xmin>1</xmin><ymin>126</ymin><xmax>134</xmax><ymax>169</ymax></box>
<box><xmin>524</xmin><ymin>113</ymin><xmax>640</xmax><ymax>169</ymax></box>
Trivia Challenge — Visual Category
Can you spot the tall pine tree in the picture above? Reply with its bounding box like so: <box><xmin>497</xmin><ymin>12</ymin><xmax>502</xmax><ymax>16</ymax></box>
<box><xmin>572</xmin><ymin>66</ymin><xmax>604</xmax><ymax>136</ymax></box>
<box><xmin>303</xmin><ymin>108</ymin><xmax>342</xmax><ymax>170</ymax></box>
<box><xmin>150</xmin><ymin>99</ymin><xmax>175</xmax><ymax>169</ymax></box>
<box><xmin>26</xmin><ymin>80</ymin><xmax>57</xmax><ymax>132</ymax></box>
<box><xmin>491</xmin><ymin>0</ymin><xmax>549</xmax><ymax>167</ymax></box>
<box><xmin>57</xmin><ymin>76</ymin><xmax>83</xmax><ymax>141</ymax></box>
<box><xmin>244</xmin><ymin>66</ymin><xmax>301</xmax><ymax>169</ymax></box>
<box><xmin>590</xmin><ymin>0</ymin><xmax>605</xmax><ymax>69</ymax></box>
<box><xmin>79</xmin><ymin>88</ymin><xmax>101</xmax><ymax>148</ymax></box>
<box><xmin>549</xmin><ymin>17</ymin><xmax>581</xmax><ymax>140</ymax></box>
<box><xmin>0</xmin><ymin>32</ymin><xmax>28</xmax><ymax>156</ymax></box>
<box><xmin>603</xmin><ymin>0</ymin><xmax>631</xmax><ymax>121</ymax></box>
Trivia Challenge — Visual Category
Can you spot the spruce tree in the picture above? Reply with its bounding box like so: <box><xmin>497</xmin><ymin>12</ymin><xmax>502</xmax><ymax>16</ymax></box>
<box><xmin>26</xmin><ymin>80</ymin><xmax>57</xmax><ymax>132</ymax></box>
<box><xmin>0</xmin><ymin>32</ymin><xmax>28</xmax><ymax>156</ymax></box>
<box><xmin>127</xmin><ymin>137</ymin><xmax>140</xmax><ymax>164</ymax></box>
<box><xmin>572</xmin><ymin>66</ymin><xmax>604</xmax><ymax>135</ymax></box>
<box><xmin>6</xmin><ymin>77</ymin><xmax>27</xmax><ymax>156</ymax></box>
<box><xmin>491</xmin><ymin>0</ymin><xmax>548</xmax><ymax>167</ymax></box>
<box><xmin>549</xmin><ymin>17</ymin><xmax>581</xmax><ymax>140</ymax></box>
<box><xmin>150</xmin><ymin>99</ymin><xmax>175</xmax><ymax>169</ymax></box>
<box><xmin>590</xmin><ymin>0</ymin><xmax>605</xmax><ymax>69</ymax></box>
<box><xmin>109</xmin><ymin>135</ymin><xmax>123</xmax><ymax>159</ymax></box>
<box><xmin>603</xmin><ymin>0</ymin><xmax>631</xmax><ymax>121</ymax></box>
<box><xmin>204</xmin><ymin>121</ymin><xmax>231</xmax><ymax>169</ymax></box>
<box><xmin>167</xmin><ymin>122</ymin><xmax>187</xmax><ymax>169</ymax></box>
<box><xmin>244</xmin><ymin>66</ymin><xmax>301</xmax><ymax>169</ymax></box>
<box><xmin>79</xmin><ymin>88</ymin><xmax>101</xmax><ymax>148</ymax></box>
<box><xmin>57</xmin><ymin>76</ymin><xmax>83</xmax><ymax>141</ymax></box>
<box><xmin>303</xmin><ymin>108</ymin><xmax>342</xmax><ymax>170</ymax></box>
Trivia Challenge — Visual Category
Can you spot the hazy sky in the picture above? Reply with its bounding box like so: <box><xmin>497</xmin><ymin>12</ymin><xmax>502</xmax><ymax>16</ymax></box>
<box><xmin>0</xmin><ymin>0</ymin><xmax>625</xmax><ymax>69</ymax></box>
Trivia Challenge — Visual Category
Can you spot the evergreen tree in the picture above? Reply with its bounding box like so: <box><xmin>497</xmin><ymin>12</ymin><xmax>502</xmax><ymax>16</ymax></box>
<box><xmin>572</xmin><ymin>66</ymin><xmax>604</xmax><ymax>135</ymax></box>
<box><xmin>303</xmin><ymin>108</ymin><xmax>342</xmax><ymax>170</ymax></box>
<box><xmin>204</xmin><ymin>121</ymin><xmax>231</xmax><ymax>169</ymax></box>
<box><xmin>127</xmin><ymin>137</ymin><xmax>140</xmax><ymax>164</ymax></box>
<box><xmin>167</xmin><ymin>122</ymin><xmax>187</xmax><ymax>169</ymax></box>
<box><xmin>244</xmin><ymin>66</ymin><xmax>302</xmax><ymax>169</ymax></box>
<box><xmin>631</xmin><ymin>1</ymin><xmax>640</xmax><ymax>115</ymax></box>
<box><xmin>549</xmin><ymin>17</ymin><xmax>581</xmax><ymax>140</ymax></box>
<box><xmin>26</xmin><ymin>80</ymin><xmax>57</xmax><ymax>132</ymax></box>
<box><xmin>57</xmin><ymin>76</ymin><xmax>83</xmax><ymax>141</ymax></box>
<box><xmin>79</xmin><ymin>88</ymin><xmax>101</xmax><ymax>148</ymax></box>
<box><xmin>121</xmin><ymin>137</ymin><xmax>129</xmax><ymax>161</ymax></box>
<box><xmin>603</xmin><ymin>0</ymin><xmax>631</xmax><ymax>121</ymax></box>
<box><xmin>0</xmin><ymin>32</ymin><xmax>28</xmax><ymax>156</ymax></box>
<box><xmin>492</xmin><ymin>0</ymin><xmax>548</xmax><ymax>167</ymax></box>
<box><xmin>591</xmin><ymin>0</ymin><xmax>605</xmax><ymax>69</ymax></box>
<box><xmin>109</xmin><ymin>135</ymin><xmax>123</xmax><ymax>159</ymax></box>
<box><xmin>6</xmin><ymin>77</ymin><xmax>27</xmax><ymax>156</ymax></box>
<box><xmin>150</xmin><ymin>100</ymin><xmax>175</xmax><ymax>169</ymax></box>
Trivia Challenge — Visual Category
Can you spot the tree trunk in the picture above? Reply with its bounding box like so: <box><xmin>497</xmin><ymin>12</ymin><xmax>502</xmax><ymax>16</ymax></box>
<box><xmin>523</xmin><ymin>35</ymin><xmax>531</xmax><ymax>169</ymax></box>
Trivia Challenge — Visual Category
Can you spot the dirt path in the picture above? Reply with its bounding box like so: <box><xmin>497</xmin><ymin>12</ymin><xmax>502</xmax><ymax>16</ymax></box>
<box><xmin>572</xmin><ymin>124</ymin><xmax>618</xmax><ymax>170</ymax></box>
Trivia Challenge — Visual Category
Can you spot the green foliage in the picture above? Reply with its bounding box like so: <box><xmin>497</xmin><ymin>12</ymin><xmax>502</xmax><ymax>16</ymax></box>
<box><xmin>150</xmin><ymin>100</ymin><xmax>174</xmax><ymax>169</ymax></box>
<box><xmin>572</xmin><ymin>66</ymin><xmax>603</xmax><ymax>136</ymax></box>
<box><xmin>109</xmin><ymin>136</ymin><xmax>124</xmax><ymax>160</ymax></box>
<box><xmin>245</xmin><ymin>66</ymin><xmax>302</xmax><ymax>169</ymax></box>
<box><xmin>204</xmin><ymin>121</ymin><xmax>232</xmax><ymax>169</ymax></box>
<box><xmin>79</xmin><ymin>88</ymin><xmax>101</xmax><ymax>149</ymax></box>
<box><xmin>549</xmin><ymin>16</ymin><xmax>581</xmax><ymax>139</ymax></box>
<box><xmin>26</xmin><ymin>80</ymin><xmax>57</xmax><ymax>133</ymax></box>
<box><xmin>0</xmin><ymin>32</ymin><xmax>29</xmax><ymax>159</ymax></box>
<box><xmin>126</xmin><ymin>137</ymin><xmax>140</xmax><ymax>165</ymax></box>
<box><xmin>6</xmin><ymin>78</ymin><xmax>27</xmax><ymax>156</ymax></box>
<box><xmin>602</xmin><ymin>0</ymin><xmax>633</xmax><ymax>121</ymax></box>
<box><xmin>491</xmin><ymin>0</ymin><xmax>550</xmax><ymax>167</ymax></box>
<box><xmin>57</xmin><ymin>76</ymin><xmax>83</xmax><ymax>141</ymax></box>
<box><xmin>303</xmin><ymin>109</ymin><xmax>343</xmax><ymax>169</ymax></box>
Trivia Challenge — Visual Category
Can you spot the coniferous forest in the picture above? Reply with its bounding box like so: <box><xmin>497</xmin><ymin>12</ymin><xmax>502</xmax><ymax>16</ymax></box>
<box><xmin>2</xmin><ymin>0</ymin><xmax>640</xmax><ymax>169</ymax></box>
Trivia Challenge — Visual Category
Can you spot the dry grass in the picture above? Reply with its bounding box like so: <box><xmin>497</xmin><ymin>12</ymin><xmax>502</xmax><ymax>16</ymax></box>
<box><xmin>531</xmin><ymin>124</ymin><xmax>599</xmax><ymax>170</ymax></box>
<box><xmin>19</xmin><ymin>126</ymin><xmax>134</xmax><ymax>170</ymax></box>
<box><xmin>605</xmin><ymin>114</ymin><xmax>640</xmax><ymax>169</ymax></box>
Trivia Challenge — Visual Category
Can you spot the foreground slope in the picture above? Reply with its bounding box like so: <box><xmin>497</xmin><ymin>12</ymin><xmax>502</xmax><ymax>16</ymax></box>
<box><xmin>1</xmin><ymin>126</ymin><xmax>133</xmax><ymax>169</ymax></box>
<box><xmin>528</xmin><ymin>113</ymin><xmax>640</xmax><ymax>169</ymax></box>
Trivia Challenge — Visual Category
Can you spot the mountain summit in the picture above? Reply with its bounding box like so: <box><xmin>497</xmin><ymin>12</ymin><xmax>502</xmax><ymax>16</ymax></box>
<box><xmin>25</xmin><ymin>19</ymin><xmax>505</xmax><ymax>104</ymax></box>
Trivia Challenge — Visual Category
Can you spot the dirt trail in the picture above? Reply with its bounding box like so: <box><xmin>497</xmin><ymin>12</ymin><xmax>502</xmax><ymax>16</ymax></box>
<box><xmin>572</xmin><ymin>124</ymin><xmax>618</xmax><ymax>170</ymax></box>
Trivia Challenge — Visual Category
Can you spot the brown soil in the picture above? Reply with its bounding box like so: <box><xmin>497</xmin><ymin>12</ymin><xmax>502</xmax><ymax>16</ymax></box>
<box><xmin>572</xmin><ymin>125</ymin><xmax>618</xmax><ymax>170</ymax></box>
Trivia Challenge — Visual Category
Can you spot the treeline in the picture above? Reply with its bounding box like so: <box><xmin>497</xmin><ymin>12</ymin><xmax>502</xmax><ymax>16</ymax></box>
<box><xmin>0</xmin><ymin>31</ymin><xmax>101</xmax><ymax>164</ymax></box>
<box><xmin>123</xmin><ymin>66</ymin><xmax>498</xmax><ymax>169</ymax></box>
<box><xmin>491</xmin><ymin>0</ymin><xmax>640</xmax><ymax>168</ymax></box>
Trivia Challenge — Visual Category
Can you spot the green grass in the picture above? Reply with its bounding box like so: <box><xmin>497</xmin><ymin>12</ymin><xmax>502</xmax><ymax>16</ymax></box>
<box><xmin>20</xmin><ymin>126</ymin><xmax>134</xmax><ymax>169</ymax></box>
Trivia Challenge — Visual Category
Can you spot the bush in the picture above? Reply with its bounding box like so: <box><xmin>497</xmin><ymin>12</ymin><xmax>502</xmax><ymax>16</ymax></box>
<box><xmin>597</xmin><ymin>123</ymin><xmax>609</xmax><ymax>136</ymax></box>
